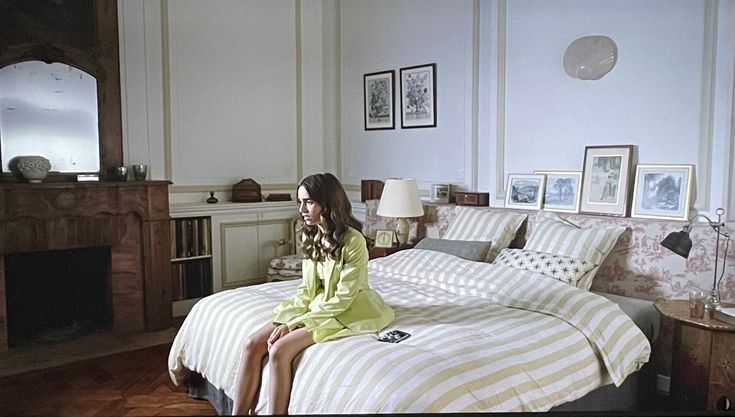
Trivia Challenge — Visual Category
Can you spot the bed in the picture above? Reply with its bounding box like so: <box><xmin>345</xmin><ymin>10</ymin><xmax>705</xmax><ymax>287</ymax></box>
<box><xmin>168</xmin><ymin>244</ymin><xmax>653</xmax><ymax>414</ymax></box>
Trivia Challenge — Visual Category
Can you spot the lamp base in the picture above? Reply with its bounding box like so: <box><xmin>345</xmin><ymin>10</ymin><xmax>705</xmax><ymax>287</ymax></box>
<box><xmin>395</xmin><ymin>218</ymin><xmax>409</xmax><ymax>245</ymax></box>
<box><xmin>706</xmin><ymin>290</ymin><xmax>723</xmax><ymax>311</ymax></box>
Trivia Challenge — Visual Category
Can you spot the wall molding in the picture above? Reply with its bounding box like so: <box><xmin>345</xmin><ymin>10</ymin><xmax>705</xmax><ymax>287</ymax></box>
<box><xmin>494</xmin><ymin>0</ymin><xmax>507</xmax><ymax>201</ymax></box>
<box><xmin>696</xmin><ymin>0</ymin><xmax>718</xmax><ymax>212</ymax></box>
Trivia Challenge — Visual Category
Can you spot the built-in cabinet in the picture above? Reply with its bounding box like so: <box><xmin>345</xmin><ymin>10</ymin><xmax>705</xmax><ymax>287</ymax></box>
<box><xmin>170</xmin><ymin>201</ymin><xmax>296</xmax><ymax>316</ymax></box>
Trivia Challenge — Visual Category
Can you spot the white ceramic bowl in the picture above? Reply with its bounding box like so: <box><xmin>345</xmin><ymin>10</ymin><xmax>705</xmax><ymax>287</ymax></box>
<box><xmin>16</xmin><ymin>155</ymin><xmax>52</xmax><ymax>183</ymax></box>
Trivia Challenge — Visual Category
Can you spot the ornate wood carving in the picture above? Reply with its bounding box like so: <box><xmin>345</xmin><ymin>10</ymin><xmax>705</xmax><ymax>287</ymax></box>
<box><xmin>0</xmin><ymin>182</ymin><xmax>173</xmax><ymax>352</ymax></box>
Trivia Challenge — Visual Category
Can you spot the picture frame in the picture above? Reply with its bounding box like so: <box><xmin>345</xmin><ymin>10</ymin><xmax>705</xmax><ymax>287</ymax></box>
<box><xmin>430</xmin><ymin>183</ymin><xmax>450</xmax><ymax>203</ymax></box>
<box><xmin>534</xmin><ymin>171</ymin><xmax>582</xmax><ymax>213</ymax></box>
<box><xmin>505</xmin><ymin>174</ymin><xmax>545</xmax><ymax>210</ymax></box>
<box><xmin>374</xmin><ymin>229</ymin><xmax>397</xmax><ymax>248</ymax></box>
<box><xmin>364</xmin><ymin>70</ymin><xmax>395</xmax><ymax>130</ymax></box>
<box><xmin>399</xmin><ymin>63</ymin><xmax>436</xmax><ymax>128</ymax></box>
<box><xmin>580</xmin><ymin>145</ymin><xmax>635</xmax><ymax>217</ymax></box>
<box><xmin>631</xmin><ymin>164</ymin><xmax>694</xmax><ymax>221</ymax></box>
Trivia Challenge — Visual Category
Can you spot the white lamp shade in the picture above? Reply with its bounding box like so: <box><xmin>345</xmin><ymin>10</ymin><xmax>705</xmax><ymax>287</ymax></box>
<box><xmin>376</xmin><ymin>178</ymin><xmax>425</xmax><ymax>218</ymax></box>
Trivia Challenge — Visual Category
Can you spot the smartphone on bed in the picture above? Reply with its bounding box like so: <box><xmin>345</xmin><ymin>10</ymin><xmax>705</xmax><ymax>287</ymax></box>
<box><xmin>378</xmin><ymin>329</ymin><xmax>411</xmax><ymax>343</ymax></box>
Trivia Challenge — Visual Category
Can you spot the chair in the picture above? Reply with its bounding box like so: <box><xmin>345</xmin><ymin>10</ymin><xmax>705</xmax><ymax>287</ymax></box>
<box><xmin>267</xmin><ymin>217</ymin><xmax>304</xmax><ymax>282</ymax></box>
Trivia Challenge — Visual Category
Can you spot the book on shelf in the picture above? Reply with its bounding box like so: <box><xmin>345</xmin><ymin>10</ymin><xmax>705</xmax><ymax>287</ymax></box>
<box><xmin>711</xmin><ymin>307</ymin><xmax>735</xmax><ymax>326</ymax></box>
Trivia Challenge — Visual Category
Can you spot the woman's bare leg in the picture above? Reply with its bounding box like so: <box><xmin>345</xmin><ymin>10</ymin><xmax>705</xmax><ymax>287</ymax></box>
<box><xmin>232</xmin><ymin>322</ymin><xmax>277</xmax><ymax>415</ymax></box>
<box><xmin>267</xmin><ymin>328</ymin><xmax>315</xmax><ymax>415</ymax></box>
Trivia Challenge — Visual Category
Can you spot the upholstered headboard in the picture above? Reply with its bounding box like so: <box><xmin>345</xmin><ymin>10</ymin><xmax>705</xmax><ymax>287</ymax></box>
<box><xmin>362</xmin><ymin>200</ymin><xmax>735</xmax><ymax>303</ymax></box>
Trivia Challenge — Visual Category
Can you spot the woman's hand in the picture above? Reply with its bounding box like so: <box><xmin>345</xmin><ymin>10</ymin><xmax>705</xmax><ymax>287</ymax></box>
<box><xmin>267</xmin><ymin>324</ymin><xmax>290</xmax><ymax>349</ymax></box>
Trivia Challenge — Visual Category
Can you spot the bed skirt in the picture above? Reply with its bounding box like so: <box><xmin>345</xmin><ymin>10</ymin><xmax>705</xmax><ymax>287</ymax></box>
<box><xmin>186</xmin><ymin>361</ymin><xmax>656</xmax><ymax>415</ymax></box>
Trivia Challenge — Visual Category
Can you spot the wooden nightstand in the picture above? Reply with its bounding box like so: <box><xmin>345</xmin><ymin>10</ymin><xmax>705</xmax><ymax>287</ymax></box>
<box><xmin>654</xmin><ymin>299</ymin><xmax>735</xmax><ymax>411</ymax></box>
<box><xmin>368</xmin><ymin>244</ymin><xmax>414</xmax><ymax>260</ymax></box>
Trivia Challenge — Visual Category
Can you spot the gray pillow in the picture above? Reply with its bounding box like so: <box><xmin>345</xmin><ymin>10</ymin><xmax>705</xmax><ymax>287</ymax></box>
<box><xmin>414</xmin><ymin>238</ymin><xmax>492</xmax><ymax>262</ymax></box>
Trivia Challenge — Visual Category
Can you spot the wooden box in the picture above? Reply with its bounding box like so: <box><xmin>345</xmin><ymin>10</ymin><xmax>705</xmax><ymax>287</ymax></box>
<box><xmin>455</xmin><ymin>191</ymin><xmax>489</xmax><ymax>206</ymax></box>
<box><xmin>232</xmin><ymin>178</ymin><xmax>262</xmax><ymax>203</ymax></box>
<box><xmin>361</xmin><ymin>179</ymin><xmax>384</xmax><ymax>202</ymax></box>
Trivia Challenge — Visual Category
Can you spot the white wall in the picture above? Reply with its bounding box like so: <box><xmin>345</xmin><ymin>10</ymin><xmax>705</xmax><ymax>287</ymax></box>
<box><xmin>119</xmin><ymin>0</ymin><xmax>735</xmax><ymax>218</ymax></box>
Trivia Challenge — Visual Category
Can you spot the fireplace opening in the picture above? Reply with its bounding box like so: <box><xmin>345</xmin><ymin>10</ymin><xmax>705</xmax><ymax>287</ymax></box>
<box><xmin>4</xmin><ymin>246</ymin><xmax>113</xmax><ymax>348</ymax></box>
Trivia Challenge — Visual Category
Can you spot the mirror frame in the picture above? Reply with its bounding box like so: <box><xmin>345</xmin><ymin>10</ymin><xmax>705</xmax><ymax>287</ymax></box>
<box><xmin>0</xmin><ymin>0</ymin><xmax>122</xmax><ymax>182</ymax></box>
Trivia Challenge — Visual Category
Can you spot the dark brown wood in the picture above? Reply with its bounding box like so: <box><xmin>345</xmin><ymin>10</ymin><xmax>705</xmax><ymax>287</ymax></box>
<box><xmin>455</xmin><ymin>191</ymin><xmax>490</xmax><ymax>206</ymax></box>
<box><xmin>655</xmin><ymin>300</ymin><xmax>735</xmax><ymax>411</ymax></box>
<box><xmin>0</xmin><ymin>181</ymin><xmax>173</xmax><ymax>352</ymax></box>
<box><xmin>0</xmin><ymin>343</ymin><xmax>216</xmax><ymax>416</ymax></box>
<box><xmin>361</xmin><ymin>179</ymin><xmax>384</xmax><ymax>202</ymax></box>
<box><xmin>232</xmin><ymin>178</ymin><xmax>263</xmax><ymax>203</ymax></box>
<box><xmin>369</xmin><ymin>244</ymin><xmax>414</xmax><ymax>260</ymax></box>
<box><xmin>0</xmin><ymin>0</ymin><xmax>123</xmax><ymax>181</ymax></box>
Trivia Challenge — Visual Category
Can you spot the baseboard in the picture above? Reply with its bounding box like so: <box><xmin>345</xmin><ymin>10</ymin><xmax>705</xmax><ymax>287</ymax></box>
<box><xmin>656</xmin><ymin>373</ymin><xmax>670</xmax><ymax>395</ymax></box>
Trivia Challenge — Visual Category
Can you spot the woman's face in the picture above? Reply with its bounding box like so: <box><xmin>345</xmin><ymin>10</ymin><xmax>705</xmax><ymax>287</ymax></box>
<box><xmin>297</xmin><ymin>186</ymin><xmax>323</xmax><ymax>226</ymax></box>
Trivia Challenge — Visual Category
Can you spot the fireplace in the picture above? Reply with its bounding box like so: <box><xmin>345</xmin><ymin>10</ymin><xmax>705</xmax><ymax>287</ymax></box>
<box><xmin>0</xmin><ymin>181</ymin><xmax>172</xmax><ymax>352</ymax></box>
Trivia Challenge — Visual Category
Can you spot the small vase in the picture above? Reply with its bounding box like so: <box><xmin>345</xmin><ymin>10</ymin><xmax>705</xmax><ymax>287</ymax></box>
<box><xmin>16</xmin><ymin>155</ymin><xmax>51</xmax><ymax>183</ymax></box>
<box><xmin>206</xmin><ymin>192</ymin><xmax>218</xmax><ymax>204</ymax></box>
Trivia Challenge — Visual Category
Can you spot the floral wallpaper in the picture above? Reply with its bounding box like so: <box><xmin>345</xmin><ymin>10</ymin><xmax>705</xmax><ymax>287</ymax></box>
<box><xmin>363</xmin><ymin>200</ymin><xmax>735</xmax><ymax>303</ymax></box>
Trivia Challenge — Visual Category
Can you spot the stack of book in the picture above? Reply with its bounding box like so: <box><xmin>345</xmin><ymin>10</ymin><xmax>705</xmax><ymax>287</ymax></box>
<box><xmin>711</xmin><ymin>306</ymin><xmax>735</xmax><ymax>326</ymax></box>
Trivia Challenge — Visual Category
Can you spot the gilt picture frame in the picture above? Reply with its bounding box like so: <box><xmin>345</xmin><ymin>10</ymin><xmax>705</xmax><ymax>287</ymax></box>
<box><xmin>400</xmin><ymin>63</ymin><xmax>436</xmax><ymax>128</ymax></box>
<box><xmin>534</xmin><ymin>171</ymin><xmax>582</xmax><ymax>213</ymax></box>
<box><xmin>505</xmin><ymin>174</ymin><xmax>545</xmax><ymax>210</ymax></box>
<box><xmin>580</xmin><ymin>145</ymin><xmax>635</xmax><ymax>217</ymax></box>
<box><xmin>631</xmin><ymin>164</ymin><xmax>694</xmax><ymax>221</ymax></box>
<box><xmin>364</xmin><ymin>70</ymin><xmax>395</xmax><ymax>130</ymax></box>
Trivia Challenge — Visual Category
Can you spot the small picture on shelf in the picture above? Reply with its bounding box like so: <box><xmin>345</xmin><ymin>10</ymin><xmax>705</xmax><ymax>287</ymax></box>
<box><xmin>374</xmin><ymin>229</ymin><xmax>397</xmax><ymax>248</ymax></box>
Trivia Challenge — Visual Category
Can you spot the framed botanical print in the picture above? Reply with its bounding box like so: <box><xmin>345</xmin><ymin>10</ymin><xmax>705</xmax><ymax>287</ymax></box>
<box><xmin>364</xmin><ymin>70</ymin><xmax>395</xmax><ymax>130</ymax></box>
<box><xmin>430</xmin><ymin>184</ymin><xmax>450</xmax><ymax>203</ymax></box>
<box><xmin>534</xmin><ymin>171</ymin><xmax>582</xmax><ymax>213</ymax></box>
<box><xmin>580</xmin><ymin>145</ymin><xmax>635</xmax><ymax>216</ymax></box>
<box><xmin>505</xmin><ymin>174</ymin><xmax>545</xmax><ymax>210</ymax></box>
<box><xmin>631</xmin><ymin>164</ymin><xmax>694</xmax><ymax>220</ymax></box>
<box><xmin>399</xmin><ymin>63</ymin><xmax>436</xmax><ymax>128</ymax></box>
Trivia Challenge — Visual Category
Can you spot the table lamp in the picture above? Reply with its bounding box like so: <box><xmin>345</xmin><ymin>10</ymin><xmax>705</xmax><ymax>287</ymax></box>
<box><xmin>376</xmin><ymin>178</ymin><xmax>425</xmax><ymax>245</ymax></box>
<box><xmin>660</xmin><ymin>207</ymin><xmax>730</xmax><ymax>310</ymax></box>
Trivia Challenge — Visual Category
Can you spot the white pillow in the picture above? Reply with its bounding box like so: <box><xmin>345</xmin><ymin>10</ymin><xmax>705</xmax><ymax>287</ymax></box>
<box><xmin>442</xmin><ymin>207</ymin><xmax>527</xmax><ymax>262</ymax></box>
<box><xmin>494</xmin><ymin>248</ymin><xmax>595</xmax><ymax>287</ymax></box>
<box><xmin>524</xmin><ymin>210</ymin><xmax>625</xmax><ymax>290</ymax></box>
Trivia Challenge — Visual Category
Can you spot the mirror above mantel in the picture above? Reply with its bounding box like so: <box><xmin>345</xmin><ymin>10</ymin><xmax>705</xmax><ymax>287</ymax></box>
<box><xmin>0</xmin><ymin>60</ymin><xmax>101</xmax><ymax>174</ymax></box>
<box><xmin>0</xmin><ymin>0</ymin><xmax>122</xmax><ymax>182</ymax></box>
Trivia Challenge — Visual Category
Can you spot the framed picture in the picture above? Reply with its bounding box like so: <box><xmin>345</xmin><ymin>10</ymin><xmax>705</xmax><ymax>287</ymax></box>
<box><xmin>534</xmin><ymin>171</ymin><xmax>582</xmax><ymax>213</ymax></box>
<box><xmin>631</xmin><ymin>164</ymin><xmax>694</xmax><ymax>220</ymax></box>
<box><xmin>374</xmin><ymin>229</ymin><xmax>397</xmax><ymax>248</ymax></box>
<box><xmin>430</xmin><ymin>184</ymin><xmax>450</xmax><ymax>203</ymax></box>
<box><xmin>580</xmin><ymin>145</ymin><xmax>635</xmax><ymax>216</ymax></box>
<box><xmin>505</xmin><ymin>174</ymin><xmax>545</xmax><ymax>210</ymax></box>
<box><xmin>400</xmin><ymin>63</ymin><xmax>436</xmax><ymax>128</ymax></box>
<box><xmin>364</xmin><ymin>70</ymin><xmax>395</xmax><ymax>130</ymax></box>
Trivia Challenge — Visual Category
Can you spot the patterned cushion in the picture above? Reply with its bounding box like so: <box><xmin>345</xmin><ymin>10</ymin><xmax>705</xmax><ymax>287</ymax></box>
<box><xmin>442</xmin><ymin>207</ymin><xmax>527</xmax><ymax>262</ymax></box>
<box><xmin>495</xmin><ymin>248</ymin><xmax>595</xmax><ymax>287</ymax></box>
<box><xmin>414</xmin><ymin>238</ymin><xmax>492</xmax><ymax>262</ymax></box>
<box><xmin>269</xmin><ymin>254</ymin><xmax>303</xmax><ymax>270</ymax></box>
<box><xmin>524</xmin><ymin>211</ymin><xmax>625</xmax><ymax>290</ymax></box>
<box><xmin>267</xmin><ymin>267</ymin><xmax>302</xmax><ymax>277</ymax></box>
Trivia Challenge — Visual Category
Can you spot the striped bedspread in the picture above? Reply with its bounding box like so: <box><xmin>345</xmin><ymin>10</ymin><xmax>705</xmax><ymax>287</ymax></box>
<box><xmin>168</xmin><ymin>249</ymin><xmax>650</xmax><ymax>413</ymax></box>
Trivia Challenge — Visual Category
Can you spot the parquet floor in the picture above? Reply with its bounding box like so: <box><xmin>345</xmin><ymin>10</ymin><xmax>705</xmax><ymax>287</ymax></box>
<box><xmin>0</xmin><ymin>343</ymin><xmax>216</xmax><ymax>416</ymax></box>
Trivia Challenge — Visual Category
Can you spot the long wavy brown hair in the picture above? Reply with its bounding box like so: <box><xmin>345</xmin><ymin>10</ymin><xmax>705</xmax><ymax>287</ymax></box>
<box><xmin>298</xmin><ymin>173</ymin><xmax>363</xmax><ymax>262</ymax></box>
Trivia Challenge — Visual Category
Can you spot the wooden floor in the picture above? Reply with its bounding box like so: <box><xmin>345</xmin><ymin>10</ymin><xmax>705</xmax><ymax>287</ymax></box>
<box><xmin>0</xmin><ymin>343</ymin><xmax>216</xmax><ymax>416</ymax></box>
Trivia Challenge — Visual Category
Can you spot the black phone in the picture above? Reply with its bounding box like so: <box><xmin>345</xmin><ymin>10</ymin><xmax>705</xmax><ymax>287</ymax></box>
<box><xmin>378</xmin><ymin>329</ymin><xmax>411</xmax><ymax>343</ymax></box>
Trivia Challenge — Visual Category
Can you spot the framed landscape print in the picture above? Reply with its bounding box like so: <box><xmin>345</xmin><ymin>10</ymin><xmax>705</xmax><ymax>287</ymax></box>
<box><xmin>580</xmin><ymin>145</ymin><xmax>634</xmax><ymax>216</ymax></box>
<box><xmin>364</xmin><ymin>70</ymin><xmax>395</xmax><ymax>130</ymax></box>
<box><xmin>400</xmin><ymin>63</ymin><xmax>436</xmax><ymax>128</ymax></box>
<box><xmin>505</xmin><ymin>174</ymin><xmax>545</xmax><ymax>210</ymax></box>
<box><xmin>534</xmin><ymin>171</ymin><xmax>582</xmax><ymax>213</ymax></box>
<box><xmin>631</xmin><ymin>164</ymin><xmax>693</xmax><ymax>220</ymax></box>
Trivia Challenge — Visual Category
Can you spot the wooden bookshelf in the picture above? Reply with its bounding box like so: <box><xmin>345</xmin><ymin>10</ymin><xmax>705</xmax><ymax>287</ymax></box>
<box><xmin>170</xmin><ymin>217</ymin><xmax>212</xmax><ymax>301</ymax></box>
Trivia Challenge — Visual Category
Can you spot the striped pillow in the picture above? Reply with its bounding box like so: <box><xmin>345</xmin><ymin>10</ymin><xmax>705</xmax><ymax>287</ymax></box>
<box><xmin>524</xmin><ymin>210</ymin><xmax>625</xmax><ymax>290</ymax></box>
<box><xmin>442</xmin><ymin>207</ymin><xmax>527</xmax><ymax>262</ymax></box>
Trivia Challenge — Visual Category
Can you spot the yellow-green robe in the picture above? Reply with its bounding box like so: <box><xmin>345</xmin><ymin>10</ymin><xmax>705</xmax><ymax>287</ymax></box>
<box><xmin>272</xmin><ymin>227</ymin><xmax>394</xmax><ymax>342</ymax></box>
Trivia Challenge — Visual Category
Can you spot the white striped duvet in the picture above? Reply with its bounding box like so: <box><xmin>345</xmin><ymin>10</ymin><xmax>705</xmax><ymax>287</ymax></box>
<box><xmin>168</xmin><ymin>249</ymin><xmax>650</xmax><ymax>413</ymax></box>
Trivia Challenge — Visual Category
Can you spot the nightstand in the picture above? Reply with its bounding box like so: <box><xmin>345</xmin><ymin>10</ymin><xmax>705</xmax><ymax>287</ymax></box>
<box><xmin>654</xmin><ymin>299</ymin><xmax>734</xmax><ymax>411</ymax></box>
<box><xmin>368</xmin><ymin>244</ymin><xmax>414</xmax><ymax>260</ymax></box>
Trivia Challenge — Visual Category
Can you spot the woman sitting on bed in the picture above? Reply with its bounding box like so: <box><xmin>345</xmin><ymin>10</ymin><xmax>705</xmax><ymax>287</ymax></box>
<box><xmin>232</xmin><ymin>172</ymin><xmax>395</xmax><ymax>415</ymax></box>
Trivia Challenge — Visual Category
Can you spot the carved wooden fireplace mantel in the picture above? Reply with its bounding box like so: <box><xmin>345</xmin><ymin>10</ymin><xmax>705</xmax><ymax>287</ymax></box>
<box><xmin>0</xmin><ymin>181</ymin><xmax>172</xmax><ymax>352</ymax></box>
